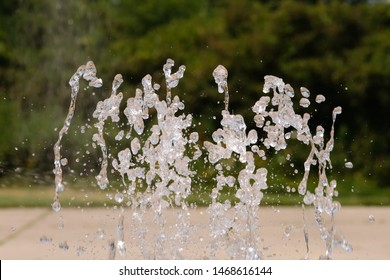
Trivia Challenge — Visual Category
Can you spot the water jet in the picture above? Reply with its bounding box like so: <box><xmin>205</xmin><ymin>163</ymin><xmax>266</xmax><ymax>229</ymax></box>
<box><xmin>53</xmin><ymin>58</ymin><xmax>352</xmax><ymax>259</ymax></box>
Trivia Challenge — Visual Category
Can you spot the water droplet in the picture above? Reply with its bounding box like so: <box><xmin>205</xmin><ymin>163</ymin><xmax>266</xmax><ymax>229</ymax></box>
<box><xmin>315</xmin><ymin>94</ymin><xmax>326</xmax><ymax>103</ymax></box>
<box><xmin>112</xmin><ymin>74</ymin><xmax>123</xmax><ymax>92</ymax></box>
<box><xmin>263</xmin><ymin>75</ymin><xmax>285</xmax><ymax>93</ymax></box>
<box><xmin>115</xmin><ymin>193</ymin><xmax>124</xmax><ymax>203</ymax></box>
<box><xmin>252</xmin><ymin>96</ymin><xmax>270</xmax><ymax>114</ymax></box>
<box><xmin>153</xmin><ymin>83</ymin><xmax>160</xmax><ymax>91</ymax></box>
<box><xmin>52</xmin><ymin>200</ymin><xmax>61</xmax><ymax>212</ymax></box>
<box><xmin>316</xmin><ymin>126</ymin><xmax>325</xmax><ymax>137</ymax></box>
<box><xmin>89</xmin><ymin>78</ymin><xmax>103</xmax><ymax>88</ymax></box>
<box><xmin>189</xmin><ymin>132</ymin><xmax>199</xmax><ymax>143</ymax></box>
<box><xmin>163</xmin><ymin>58</ymin><xmax>174</xmax><ymax>76</ymax></box>
<box><xmin>253</xmin><ymin>114</ymin><xmax>265</xmax><ymax>128</ymax></box>
<box><xmin>131</xmin><ymin>138</ymin><xmax>141</xmax><ymax>154</ymax></box>
<box><xmin>333</xmin><ymin>106</ymin><xmax>342</xmax><ymax>119</ymax></box>
<box><xmin>60</xmin><ymin>158</ymin><xmax>68</xmax><ymax>166</ymax></box>
<box><xmin>213</xmin><ymin>65</ymin><xmax>228</xmax><ymax>94</ymax></box>
<box><xmin>299</xmin><ymin>98</ymin><xmax>310</xmax><ymax>108</ymax></box>
<box><xmin>163</xmin><ymin>59</ymin><xmax>186</xmax><ymax>89</ymax></box>
<box><xmin>247</xmin><ymin>129</ymin><xmax>258</xmax><ymax>144</ymax></box>
<box><xmin>300</xmin><ymin>87</ymin><xmax>310</xmax><ymax>98</ymax></box>
<box><xmin>115</xmin><ymin>130</ymin><xmax>124</xmax><ymax>141</ymax></box>
<box><xmin>285</xmin><ymin>83</ymin><xmax>295</xmax><ymax>97</ymax></box>
<box><xmin>117</xmin><ymin>240</ymin><xmax>126</xmax><ymax>256</ymax></box>
<box><xmin>345</xmin><ymin>162</ymin><xmax>353</xmax><ymax>168</ymax></box>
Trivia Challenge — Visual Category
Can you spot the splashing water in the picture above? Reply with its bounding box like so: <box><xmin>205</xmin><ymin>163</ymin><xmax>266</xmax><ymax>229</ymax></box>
<box><xmin>53</xmin><ymin>59</ymin><xmax>352</xmax><ymax>259</ymax></box>
<box><xmin>92</xmin><ymin>73</ymin><xmax>124</xmax><ymax>190</ymax></box>
<box><xmin>213</xmin><ymin>65</ymin><xmax>229</xmax><ymax>111</ymax></box>
<box><xmin>52</xmin><ymin>61</ymin><xmax>102</xmax><ymax>212</ymax></box>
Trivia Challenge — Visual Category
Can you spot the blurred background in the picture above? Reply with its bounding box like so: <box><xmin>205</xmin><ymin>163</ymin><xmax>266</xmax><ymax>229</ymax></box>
<box><xmin>0</xmin><ymin>0</ymin><xmax>389</xmax><ymax>207</ymax></box>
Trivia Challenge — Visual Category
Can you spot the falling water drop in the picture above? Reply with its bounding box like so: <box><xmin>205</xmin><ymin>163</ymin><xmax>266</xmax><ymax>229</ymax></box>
<box><xmin>115</xmin><ymin>193</ymin><xmax>124</xmax><ymax>203</ymax></box>
<box><xmin>213</xmin><ymin>65</ymin><xmax>228</xmax><ymax>94</ymax></box>
<box><xmin>299</xmin><ymin>98</ymin><xmax>310</xmax><ymax>108</ymax></box>
<box><xmin>89</xmin><ymin>78</ymin><xmax>103</xmax><ymax>88</ymax></box>
<box><xmin>300</xmin><ymin>87</ymin><xmax>310</xmax><ymax>98</ymax></box>
<box><xmin>213</xmin><ymin>65</ymin><xmax>230</xmax><ymax>111</ymax></box>
<box><xmin>52</xmin><ymin>199</ymin><xmax>61</xmax><ymax>212</ymax></box>
<box><xmin>131</xmin><ymin>138</ymin><xmax>141</xmax><ymax>155</ymax></box>
<box><xmin>60</xmin><ymin>158</ymin><xmax>68</xmax><ymax>166</ymax></box>
<box><xmin>285</xmin><ymin>84</ymin><xmax>295</xmax><ymax>97</ymax></box>
<box><xmin>345</xmin><ymin>162</ymin><xmax>353</xmax><ymax>169</ymax></box>
<box><xmin>315</xmin><ymin>94</ymin><xmax>326</xmax><ymax>103</ymax></box>
<box><xmin>112</xmin><ymin>74</ymin><xmax>124</xmax><ymax>92</ymax></box>
<box><xmin>117</xmin><ymin>240</ymin><xmax>126</xmax><ymax>256</ymax></box>
<box><xmin>332</xmin><ymin>106</ymin><xmax>342</xmax><ymax>121</ymax></box>
<box><xmin>115</xmin><ymin>130</ymin><xmax>124</xmax><ymax>141</ymax></box>
<box><xmin>189</xmin><ymin>132</ymin><xmax>199</xmax><ymax>143</ymax></box>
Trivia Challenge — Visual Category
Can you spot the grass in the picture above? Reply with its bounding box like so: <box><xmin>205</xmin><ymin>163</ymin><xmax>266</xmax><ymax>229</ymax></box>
<box><xmin>1</xmin><ymin>174</ymin><xmax>390</xmax><ymax>208</ymax></box>
<box><xmin>0</xmin><ymin>185</ymin><xmax>114</xmax><ymax>208</ymax></box>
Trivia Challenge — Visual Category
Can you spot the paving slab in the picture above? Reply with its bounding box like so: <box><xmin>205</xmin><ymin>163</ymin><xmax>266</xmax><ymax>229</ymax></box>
<box><xmin>0</xmin><ymin>206</ymin><xmax>389</xmax><ymax>260</ymax></box>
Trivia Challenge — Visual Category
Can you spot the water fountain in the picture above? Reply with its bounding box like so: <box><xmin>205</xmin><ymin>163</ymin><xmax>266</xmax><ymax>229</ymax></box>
<box><xmin>52</xmin><ymin>58</ymin><xmax>352</xmax><ymax>260</ymax></box>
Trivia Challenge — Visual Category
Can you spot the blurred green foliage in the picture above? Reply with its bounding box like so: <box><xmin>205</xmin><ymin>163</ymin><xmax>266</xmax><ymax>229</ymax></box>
<box><xmin>0</xmin><ymin>0</ymin><xmax>389</xmax><ymax>200</ymax></box>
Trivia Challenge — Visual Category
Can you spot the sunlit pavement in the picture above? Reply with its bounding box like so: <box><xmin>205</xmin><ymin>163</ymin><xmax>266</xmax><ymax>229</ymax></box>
<box><xmin>0</xmin><ymin>206</ymin><xmax>389</xmax><ymax>260</ymax></box>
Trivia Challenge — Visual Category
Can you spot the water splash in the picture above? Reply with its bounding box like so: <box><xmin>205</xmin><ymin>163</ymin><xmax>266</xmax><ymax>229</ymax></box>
<box><xmin>53</xmin><ymin>59</ymin><xmax>352</xmax><ymax>259</ymax></box>
<box><xmin>112</xmin><ymin>58</ymin><xmax>199</xmax><ymax>259</ymax></box>
<box><xmin>92</xmin><ymin>74</ymin><xmax>123</xmax><ymax>190</ymax></box>
<box><xmin>212</xmin><ymin>65</ymin><xmax>229</xmax><ymax>111</ymax></box>
<box><xmin>258</xmin><ymin>76</ymin><xmax>351</xmax><ymax>259</ymax></box>
<box><xmin>52</xmin><ymin>61</ymin><xmax>102</xmax><ymax>211</ymax></box>
<box><xmin>163</xmin><ymin>58</ymin><xmax>186</xmax><ymax>105</ymax></box>
<box><xmin>116</xmin><ymin>212</ymin><xmax>126</xmax><ymax>257</ymax></box>
<box><xmin>205</xmin><ymin>66</ymin><xmax>269</xmax><ymax>259</ymax></box>
<box><xmin>302</xmin><ymin>205</ymin><xmax>310</xmax><ymax>260</ymax></box>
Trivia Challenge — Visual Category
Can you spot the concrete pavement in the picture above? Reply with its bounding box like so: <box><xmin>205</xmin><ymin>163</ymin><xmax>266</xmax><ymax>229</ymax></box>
<box><xmin>0</xmin><ymin>206</ymin><xmax>389</xmax><ymax>259</ymax></box>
